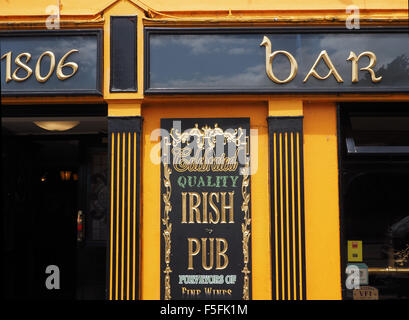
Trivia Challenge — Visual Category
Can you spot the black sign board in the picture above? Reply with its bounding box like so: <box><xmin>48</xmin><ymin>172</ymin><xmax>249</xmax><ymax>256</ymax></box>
<box><xmin>0</xmin><ymin>30</ymin><xmax>102</xmax><ymax>96</ymax></box>
<box><xmin>145</xmin><ymin>27</ymin><xmax>409</xmax><ymax>94</ymax></box>
<box><xmin>160</xmin><ymin>118</ymin><xmax>252</xmax><ymax>300</ymax></box>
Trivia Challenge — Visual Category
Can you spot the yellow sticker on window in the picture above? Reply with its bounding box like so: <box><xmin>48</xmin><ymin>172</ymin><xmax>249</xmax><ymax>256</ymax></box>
<box><xmin>348</xmin><ymin>240</ymin><xmax>363</xmax><ymax>262</ymax></box>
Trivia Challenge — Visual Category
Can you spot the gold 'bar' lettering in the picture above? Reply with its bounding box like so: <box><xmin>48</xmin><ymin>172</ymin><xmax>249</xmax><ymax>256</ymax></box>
<box><xmin>347</xmin><ymin>51</ymin><xmax>382</xmax><ymax>83</ymax></box>
<box><xmin>303</xmin><ymin>50</ymin><xmax>344</xmax><ymax>83</ymax></box>
<box><xmin>260</xmin><ymin>36</ymin><xmax>298</xmax><ymax>84</ymax></box>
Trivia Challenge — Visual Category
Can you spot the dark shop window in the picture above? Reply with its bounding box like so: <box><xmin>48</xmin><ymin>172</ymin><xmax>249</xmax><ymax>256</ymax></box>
<box><xmin>339</xmin><ymin>103</ymin><xmax>409</xmax><ymax>300</ymax></box>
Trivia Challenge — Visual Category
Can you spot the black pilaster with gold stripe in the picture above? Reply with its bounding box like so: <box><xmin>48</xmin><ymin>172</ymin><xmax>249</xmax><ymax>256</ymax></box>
<box><xmin>107</xmin><ymin>117</ymin><xmax>142</xmax><ymax>300</ymax></box>
<box><xmin>268</xmin><ymin>117</ymin><xmax>306</xmax><ymax>300</ymax></box>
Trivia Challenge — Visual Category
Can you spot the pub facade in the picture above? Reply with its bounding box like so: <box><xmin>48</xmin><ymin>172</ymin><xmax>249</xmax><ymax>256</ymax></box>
<box><xmin>1</xmin><ymin>0</ymin><xmax>408</xmax><ymax>300</ymax></box>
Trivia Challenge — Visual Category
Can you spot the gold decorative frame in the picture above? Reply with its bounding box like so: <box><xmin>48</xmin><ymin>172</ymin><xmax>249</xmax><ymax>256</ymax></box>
<box><xmin>241</xmin><ymin>158</ymin><xmax>251</xmax><ymax>300</ymax></box>
<box><xmin>161</xmin><ymin>123</ymin><xmax>251</xmax><ymax>300</ymax></box>
<box><xmin>162</xmin><ymin>136</ymin><xmax>173</xmax><ymax>299</ymax></box>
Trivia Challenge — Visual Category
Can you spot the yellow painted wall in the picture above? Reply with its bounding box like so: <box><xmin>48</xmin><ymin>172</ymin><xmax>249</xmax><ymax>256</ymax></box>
<box><xmin>141</xmin><ymin>101</ymin><xmax>271</xmax><ymax>299</ymax></box>
<box><xmin>303</xmin><ymin>102</ymin><xmax>341</xmax><ymax>299</ymax></box>
<box><xmin>0</xmin><ymin>0</ymin><xmax>407</xmax><ymax>16</ymax></box>
<box><xmin>141</xmin><ymin>0</ymin><xmax>408</xmax><ymax>11</ymax></box>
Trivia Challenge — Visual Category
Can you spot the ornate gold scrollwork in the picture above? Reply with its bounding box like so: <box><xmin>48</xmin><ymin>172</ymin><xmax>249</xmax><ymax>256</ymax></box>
<box><xmin>162</xmin><ymin>137</ymin><xmax>173</xmax><ymax>300</ymax></box>
<box><xmin>241</xmin><ymin>158</ymin><xmax>251</xmax><ymax>300</ymax></box>
<box><xmin>170</xmin><ymin>123</ymin><xmax>247</xmax><ymax>173</ymax></box>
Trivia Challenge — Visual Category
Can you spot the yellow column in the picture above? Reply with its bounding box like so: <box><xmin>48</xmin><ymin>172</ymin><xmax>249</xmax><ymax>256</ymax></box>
<box><xmin>108</xmin><ymin>101</ymin><xmax>142</xmax><ymax>117</ymax></box>
<box><xmin>303</xmin><ymin>101</ymin><xmax>341</xmax><ymax>299</ymax></box>
<box><xmin>268</xmin><ymin>98</ymin><xmax>303</xmax><ymax>117</ymax></box>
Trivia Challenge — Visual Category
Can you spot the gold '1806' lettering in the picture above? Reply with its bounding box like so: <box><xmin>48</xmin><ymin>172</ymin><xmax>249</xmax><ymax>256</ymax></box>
<box><xmin>1</xmin><ymin>49</ymin><xmax>79</xmax><ymax>83</ymax></box>
<box><xmin>12</xmin><ymin>53</ymin><xmax>33</xmax><ymax>82</ymax></box>
<box><xmin>35</xmin><ymin>51</ymin><xmax>55</xmax><ymax>83</ymax></box>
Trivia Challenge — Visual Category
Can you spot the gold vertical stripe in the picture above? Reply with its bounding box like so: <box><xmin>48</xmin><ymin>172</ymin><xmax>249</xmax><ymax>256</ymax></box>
<box><xmin>121</xmin><ymin>132</ymin><xmax>125</xmax><ymax>300</ymax></box>
<box><xmin>109</xmin><ymin>133</ymin><xmax>114</xmax><ymax>300</ymax></box>
<box><xmin>296</xmin><ymin>132</ymin><xmax>303</xmax><ymax>299</ymax></box>
<box><xmin>279</xmin><ymin>133</ymin><xmax>285</xmax><ymax>300</ymax></box>
<box><xmin>127</xmin><ymin>132</ymin><xmax>131</xmax><ymax>300</ymax></box>
<box><xmin>133</xmin><ymin>132</ymin><xmax>136</xmax><ymax>300</ymax></box>
<box><xmin>291</xmin><ymin>132</ymin><xmax>297</xmax><ymax>299</ymax></box>
<box><xmin>273</xmin><ymin>133</ymin><xmax>279</xmax><ymax>299</ymax></box>
<box><xmin>116</xmin><ymin>132</ymin><xmax>120</xmax><ymax>300</ymax></box>
<box><xmin>285</xmin><ymin>132</ymin><xmax>290</xmax><ymax>299</ymax></box>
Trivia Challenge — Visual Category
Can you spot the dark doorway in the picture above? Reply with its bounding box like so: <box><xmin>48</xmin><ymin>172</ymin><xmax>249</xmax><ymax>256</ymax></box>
<box><xmin>2</xmin><ymin>106</ymin><xmax>107</xmax><ymax>300</ymax></box>
<box><xmin>338</xmin><ymin>103</ymin><xmax>409</xmax><ymax>300</ymax></box>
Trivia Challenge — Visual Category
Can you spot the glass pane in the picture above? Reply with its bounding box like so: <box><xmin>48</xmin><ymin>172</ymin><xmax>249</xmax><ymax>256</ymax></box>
<box><xmin>1</xmin><ymin>34</ymin><xmax>99</xmax><ymax>93</ymax></box>
<box><xmin>349</xmin><ymin>116</ymin><xmax>409</xmax><ymax>148</ymax></box>
<box><xmin>148</xmin><ymin>32</ymin><xmax>409</xmax><ymax>92</ymax></box>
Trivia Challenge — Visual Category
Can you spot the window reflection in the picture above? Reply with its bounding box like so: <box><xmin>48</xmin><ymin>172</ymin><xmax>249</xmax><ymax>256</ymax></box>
<box><xmin>148</xmin><ymin>32</ymin><xmax>409</xmax><ymax>91</ymax></box>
